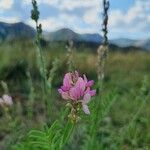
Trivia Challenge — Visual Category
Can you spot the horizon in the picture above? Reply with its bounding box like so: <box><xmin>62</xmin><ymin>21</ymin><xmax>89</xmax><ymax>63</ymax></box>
<box><xmin>0</xmin><ymin>0</ymin><xmax>150</xmax><ymax>39</ymax></box>
<box><xmin>1</xmin><ymin>21</ymin><xmax>149</xmax><ymax>41</ymax></box>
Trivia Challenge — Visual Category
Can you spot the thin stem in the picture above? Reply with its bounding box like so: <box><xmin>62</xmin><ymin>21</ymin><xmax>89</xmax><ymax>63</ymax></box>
<box><xmin>36</xmin><ymin>21</ymin><xmax>47</xmax><ymax>93</ymax></box>
<box><xmin>97</xmin><ymin>0</ymin><xmax>109</xmax><ymax>94</ymax></box>
<box><xmin>66</xmin><ymin>40</ymin><xmax>74</xmax><ymax>72</ymax></box>
<box><xmin>87</xmin><ymin>0</ymin><xmax>110</xmax><ymax>149</ymax></box>
<box><xmin>60</xmin><ymin>120</ymin><xmax>75</xmax><ymax>149</ymax></box>
<box><xmin>31</xmin><ymin>0</ymin><xmax>49</xmax><ymax>119</ymax></box>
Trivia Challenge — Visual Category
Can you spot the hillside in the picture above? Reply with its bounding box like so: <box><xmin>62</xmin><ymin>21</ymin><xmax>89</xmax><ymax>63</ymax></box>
<box><xmin>0</xmin><ymin>22</ymin><xmax>149</xmax><ymax>51</ymax></box>
<box><xmin>44</xmin><ymin>28</ymin><xmax>102</xmax><ymax>43</ymax></box>
<box><xmin>0</xmin><ymin>22</ymin><xmax>35</xmax><ymax>42</ymax></box>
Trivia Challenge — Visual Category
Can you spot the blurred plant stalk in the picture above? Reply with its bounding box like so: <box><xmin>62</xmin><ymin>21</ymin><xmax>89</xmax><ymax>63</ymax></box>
<box><xmin>31</xmin><ymin>0</ymin><xmax>59</xmax><ymax>120</ymax></box>
<box><xmin>97</xmin><ymin>0</ymin><xmax>109</xmax><ymax>94</ymax></box>
<box><xmin>31</xmin><ymin>0</ymin><xmax>47</xmax><ymax>94</ymax></box>
<box><xmin>66</xmin><ymin>40</ymin><xmax>74</xmax><ymax>72</ymax></box>
<box><xmin>87</xmin><ymin>0</ymin><xmax>110</xmax><ymax>149</ymax></box>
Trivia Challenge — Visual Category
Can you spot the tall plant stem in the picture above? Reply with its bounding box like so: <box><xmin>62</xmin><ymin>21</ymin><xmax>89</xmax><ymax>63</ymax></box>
<box><xmin>66</xmin><ymin>40</ymin><xmax>74</xmax><ymax>72</ymax></box>
<box><xmin>31</xmin><ymin>0</ymin><xmax>49</xmax><ymax>119</ymax></box>
<box><xmin>97</xmin><ymin>0</ymin><xmax>109</xmax><ymax>95</ymax></box>
<box><xmin>35</xmin><ymin>22</ymin><xmax>47</xmax><ymax>94</ymax></box>
<box><xmin>88</xmin><ymin>0</ymin><xmax>110</xmax><ymax>149</ymax></box>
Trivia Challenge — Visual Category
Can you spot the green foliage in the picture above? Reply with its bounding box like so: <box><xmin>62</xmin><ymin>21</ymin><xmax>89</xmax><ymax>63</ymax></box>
<box><xmin>116</xmin><ymin>76</ymin><xmax>150</xmax><ymax>149</ymax></box>
<box><xmin>10</xmin><ymin>120</ymin><xmax>75</xmax><ymax>150</ymax></box>
<box><xmin>60</xmin><ymin>121</ymin><xmax>74</xmax><ymax>148</ymax></box>
<box><xmin>0</xmin><ymin>42</ymin><xmax>149</xmax><ymax>149</ymax></box>
<box><xmin>26</xmin><ymin>70</ymin><xmax>35</xmax><ymax>119</ymax></box>
<box><xmin>28</xmin><ymin>121</ymin><xmax>61</xmax><ymax>150</ymax></box>
<box><xmin>83</xmin><ymin>90</ymin><xmax>118</xmax><ymax>150</ymax></box>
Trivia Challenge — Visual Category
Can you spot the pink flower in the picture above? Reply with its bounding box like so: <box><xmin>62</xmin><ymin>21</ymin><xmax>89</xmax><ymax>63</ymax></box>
<box><xmin>58</xmin><ymin>71</ymin><xmax>96</xmax><ymax>115</ymax></box>
<box><xmin>0</xmin><ymin>94</ymin><xmax>13</xmax><ymax>106</ymax></box>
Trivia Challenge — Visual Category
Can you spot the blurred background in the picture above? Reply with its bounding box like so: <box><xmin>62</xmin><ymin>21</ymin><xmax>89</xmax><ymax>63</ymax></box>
<box><xmin>0</xmin><ymin>0</ymin><xmax>150</xmax><ymax>149</ymax></box>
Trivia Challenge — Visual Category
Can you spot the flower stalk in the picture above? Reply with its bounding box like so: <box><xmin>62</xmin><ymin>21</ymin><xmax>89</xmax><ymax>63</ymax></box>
<box><xmin>87</xmin><ymin>0</ymin><xmax>110</xmax><ymax>149</ymax></box>
<box><xmin>66</xmin><ymin>40</ymin><xmax>74</xmax><ymax>72</ymax></box>
<box><xmin>31</xmin><ymin>0</ymin><xmax>47</xmax><ymax>94</ymax></box>
<box><xmin>97</xmin><ymin>0</ymin><xmax>109</xmax><ymax>94</ymax></box>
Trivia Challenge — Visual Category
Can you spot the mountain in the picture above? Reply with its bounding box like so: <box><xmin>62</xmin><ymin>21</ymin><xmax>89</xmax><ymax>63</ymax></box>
<box><xmin>44</xmin><ymin>28</ymin><xmax>103</xmax><ymax>43</ymax></box>
<box><xmin>0</xmin><ymin>22</ymin><xmax>149</xmax><ymax>51</ymax></box>
<box><xmin>110</xmin><ymin>38</ymin><xmax>137</xmax><ymax>47</ymax></box>
<box><xmin>111</xmin><ymin>38</ymin><xmax>150</xmax><ymax>51</ymax></box>
<box><xmin>0</xmin><ymin>22</ymin><xmax>35</xmax><ymax>42</ymax></box>
<box><xmin>0</xmin><ymin>22</ymin><xmax>102</xmax><ymax>44</ymax></box>
<box><xmin>134</xmin><ymin>39</ymin><xmax>150</xmax><ymax>51</ymax></box>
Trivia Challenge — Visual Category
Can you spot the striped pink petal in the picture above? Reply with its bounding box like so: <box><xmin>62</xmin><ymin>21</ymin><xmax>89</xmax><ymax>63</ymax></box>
<box><xmin>83</xmin><ymin>93</ymin><xmax>91</xmax><ymax>104</ymax></box>
<box><xmin>82</xmin><ymin>104</ymin><xmax>90</xmax><ymax>115</ymax></box>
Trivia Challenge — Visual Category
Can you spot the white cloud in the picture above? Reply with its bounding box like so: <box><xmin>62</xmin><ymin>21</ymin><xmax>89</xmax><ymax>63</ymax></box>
<box><xmin>23</xmin><ymin>0</ymin><xmax>59</xmax><ymax>6</ymax></box>
<box><xmin>59</xmin><ymin>0</ymin><xmax>101</xmax><ymax>11</ymax></box>
<box><xmin>27</xmin><ymin>12</ymin><xmax>98</xmax><ymax>34</ymax></box>
<box><xmin>24</xmin><ymin>0</ymin><xmax>101</xmax><ymax>10</ymax></box>
<box><xmin>39</xmin><ymin>18</ymin><xmax>64</xmax><ymax>31</ymax></box>
<box><xmin>0</xmin><ymin>0</ymin><xmax>14</xmax><ymax>10</ymax></box>
<box><xmin>112</xmin><ymin>0</ymin><xmax>150</xmax><ymax>27</ymax></box>
<box><xmin>24</xmin><ymin>0</ymin><xmax>103</xmax><ymax>34</ymax></box>
<box><xmin>27</xmin><ymin>13</ymin><xmax>79</xmax><ymax>31</ymax></box>
<box><xmin>109</xmin><ymin>10</ymin><xmax>122</xmax><ymax>27</ymax></box>
<box><xmin>0</xmin><ymin>16</ymin><xmax>20</xmax><ymax>23</ymax></box>
<box><xmin>83</xmin><ymin>8</ymin><xmax>99</xmax><ymax>25</ymax></box>
<box><xmin>109</xmin><ymin>0</ymin><xmax>150</xmax><ymax>38</ymax></box>
<box><xmin>24</xmin><ymin>0</ymin><xmax>150</xmax><ymax>38</ymax></box>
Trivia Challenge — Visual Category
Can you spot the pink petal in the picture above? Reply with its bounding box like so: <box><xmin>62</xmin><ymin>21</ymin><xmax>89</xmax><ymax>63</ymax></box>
<box><xmin>58</xmin><ymin>89</ymin><xmax>63</xmax><ymax>94</ymax></box>
<box><xmin>83</xmin><ymin>74</ymin><xmax>88</xmax><ymax>83</ymax></box>
<box><xmin>63</xmin><ymin>73</ymin><xmax>72</xmax><ymax>88</ymax></box>
<box><xmin>82</xmin><ymin>104</ymin><xmax>90</xmax><ymax>115</ymax></box>
<box><xmin>83</xmin><ymin>93</ymin><xmax>91</xmax><ymax>104</ymax></box>
<box><xmin>61</xmin><ymin>92</ymin><xmax>70</xmax><ymax>100</ymax></box>
<box><xmin>61</xmin><ymin>86</ymin><xmax>70</xmax><ymax>92</ymax></box>
<box><xmin>89</xmin><ymin>90</ymin><xmax>96</xmax><ymax>96</ymax></box>
<box><xmin>75</xmin><ymin>77</ymin><xmax>86</xmax><ymax>95</ymax></box>
<box><xmin>69</xmin><ymin>87</ymin><xmax>80</xmax><ymax>100</ymax></box>
<box><xmin>84</xmin><ymin>87</ymin><xmax>90</xmax><ymax>95</ymax></box>
<box><xmin>86</xmin><ymin>80</ymin><xmax>94</xmax><ymax>87</ymax></box>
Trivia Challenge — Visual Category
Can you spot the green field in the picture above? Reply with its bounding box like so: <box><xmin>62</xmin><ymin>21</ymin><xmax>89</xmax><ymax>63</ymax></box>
<box><xmin>0</xmin><ymin>41</ymin><xmax>150</xmax><ymax>150</ymax></box>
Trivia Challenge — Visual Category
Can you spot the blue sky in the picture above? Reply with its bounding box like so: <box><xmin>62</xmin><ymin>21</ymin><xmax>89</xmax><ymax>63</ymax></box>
<box><xmin>0</xmin><ymin>0</ymin><xmax>150</xmax><ymax>39</ymax></box>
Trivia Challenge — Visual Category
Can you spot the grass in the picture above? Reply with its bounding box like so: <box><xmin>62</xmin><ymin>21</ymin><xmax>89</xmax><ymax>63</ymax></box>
<box><xmin>0</xmin><ymin>41</ymin><xmax>150</xmax><ymax>149</ymax></box>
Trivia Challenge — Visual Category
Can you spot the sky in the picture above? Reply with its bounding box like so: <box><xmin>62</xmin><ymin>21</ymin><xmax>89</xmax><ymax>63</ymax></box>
<box><xmin>0</xmin><ymin>0</ymin><xmax>150</xmax><ymax>39</ymax></box>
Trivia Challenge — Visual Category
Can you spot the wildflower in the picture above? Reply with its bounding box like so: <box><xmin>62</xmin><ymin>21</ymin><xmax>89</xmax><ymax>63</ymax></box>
<box><xmin>0</xmin><ymin>94</ymin><xmax>13</xmax><ymax>106</ymax></box>
<box><xmin>58</xmin><ymin>71</ymin><xmax>96</xmax><ymax>119</ymax></box>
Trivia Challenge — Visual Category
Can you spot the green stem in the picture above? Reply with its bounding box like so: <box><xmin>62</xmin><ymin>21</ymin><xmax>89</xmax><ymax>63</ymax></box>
<box><xmin>60</xmin><ymin>121</ymin><xmax>75</xmax><ymax>149</ymax></box>
<box><xmin>35</xmin><ymin>22</ymin><xmax>47</xmax><ymax>94</ymax></box>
